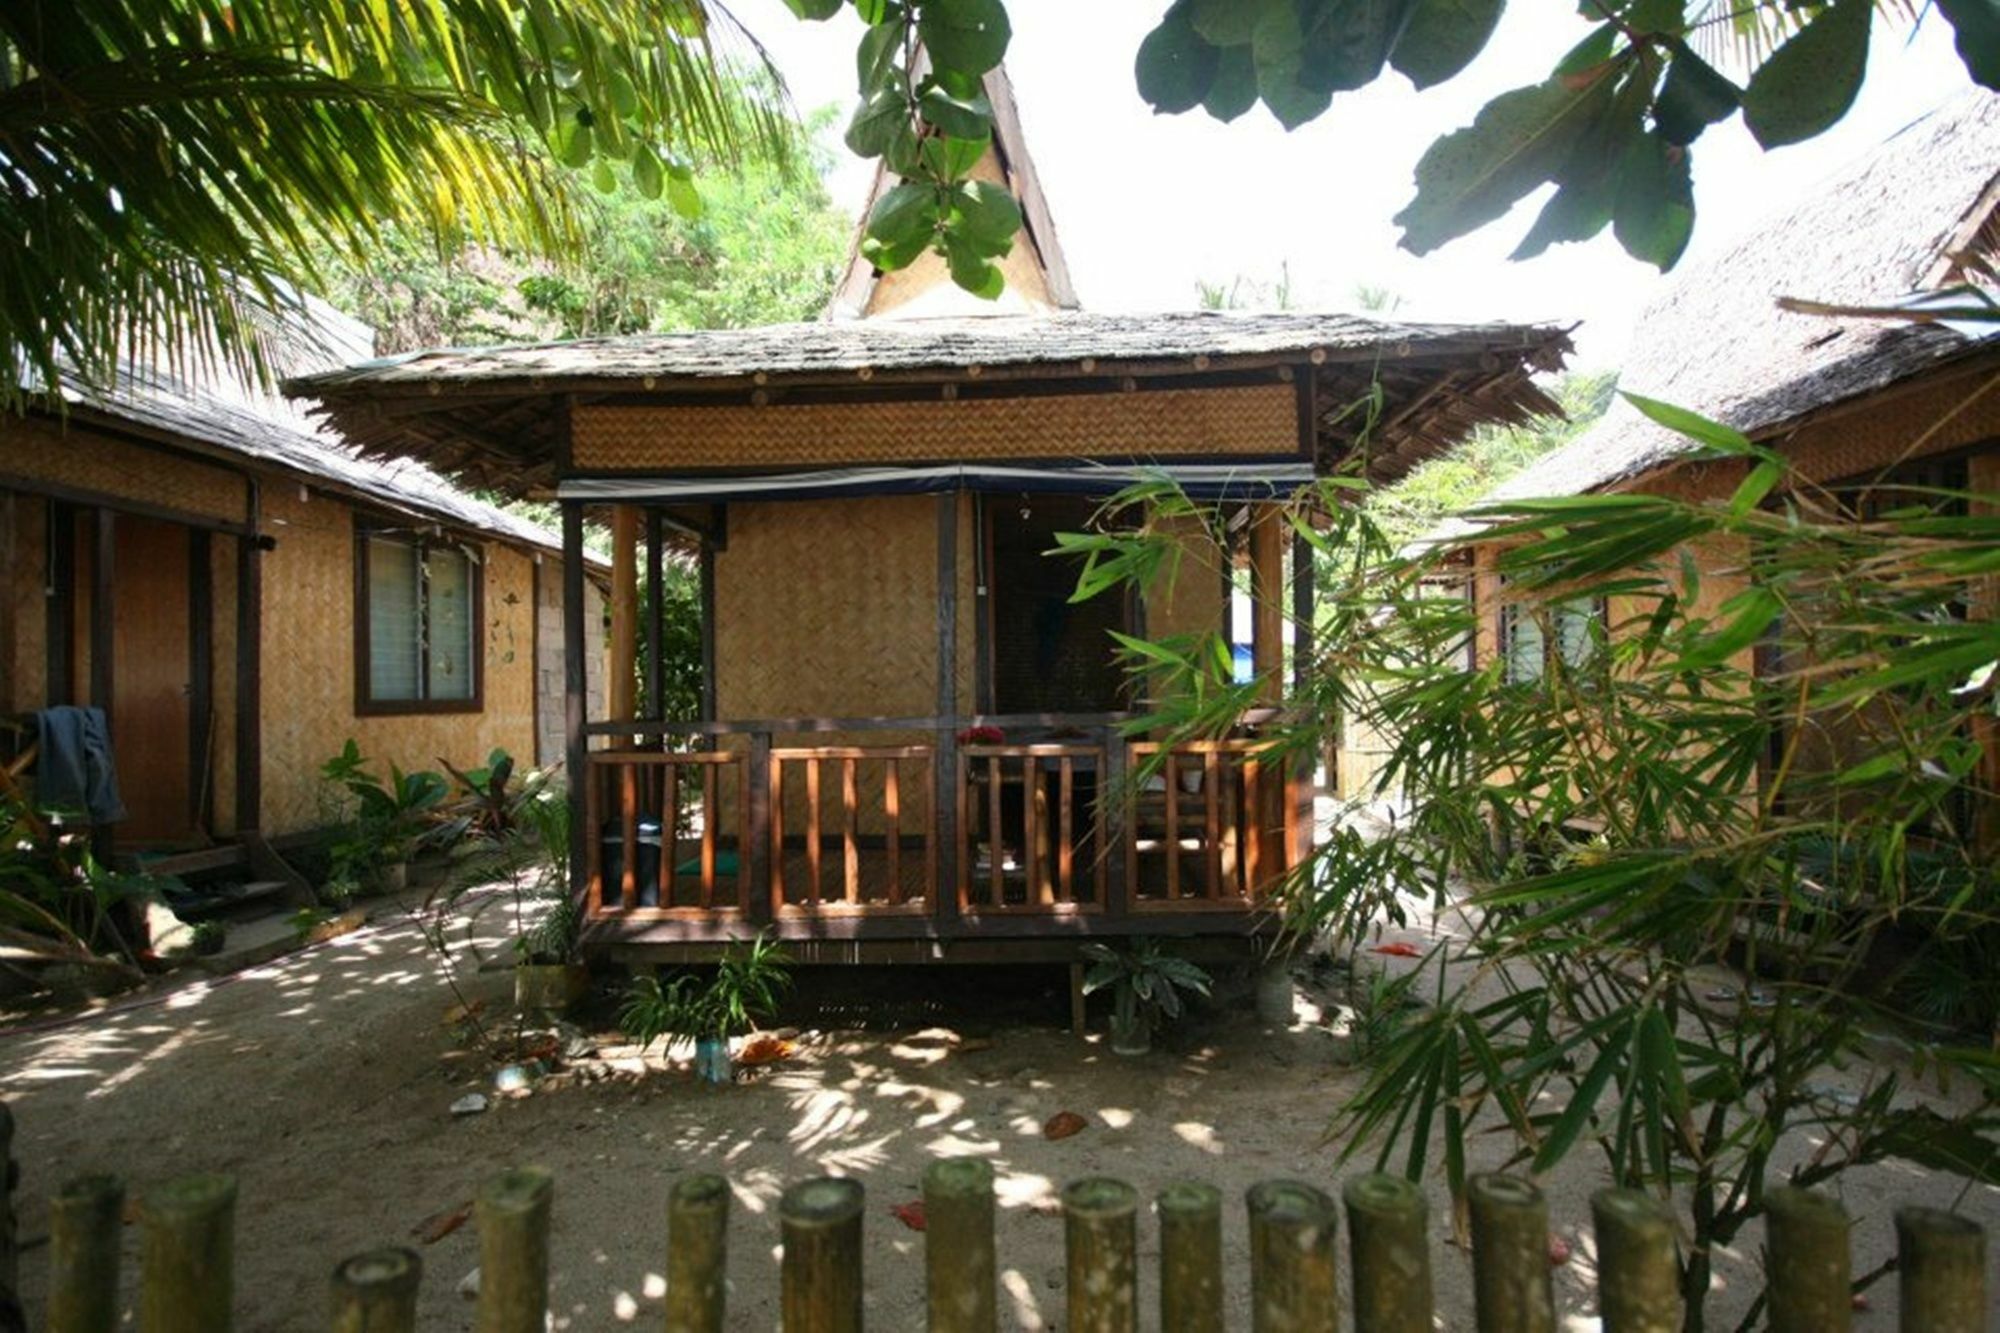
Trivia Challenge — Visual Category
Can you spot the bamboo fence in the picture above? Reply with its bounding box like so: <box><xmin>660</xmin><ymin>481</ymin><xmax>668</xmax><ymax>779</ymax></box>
<box><xmin>15</xmin><ymin>1152</ymin><xmax>1989</xmax><ymax>1332</ymax></box>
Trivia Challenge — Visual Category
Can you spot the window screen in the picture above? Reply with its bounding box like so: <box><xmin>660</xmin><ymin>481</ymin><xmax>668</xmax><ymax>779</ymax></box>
<box><xmin>359</xmin><ymin>529</ymin><xmax>481</xmax><ymax>711</ymax></box>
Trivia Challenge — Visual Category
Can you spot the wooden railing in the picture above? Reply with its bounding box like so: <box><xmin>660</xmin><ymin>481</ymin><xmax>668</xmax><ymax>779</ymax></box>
<box><xmin>1126</xmin><ymin>738</ymin><xmax>1293</xmax><ymax>909</ymax></box>
<box><xmin>584</xmin><ymin>748</ymin><xmax>750</xmax><ymax>915</ymax></box>
<box><xmin>771</xmin><ymin>745</ymin><xmax>935</xmax><ymax>913</ymax></box>
<box><xmin>956</xmin><ymin>743</ymin><xmax>1108</xmax><ymax>913</ymax></box>
<box><xmin>31</xmin><ymin>1156</ymin><xmax>1988</xmax><ymax>1331</ymax></box>
<box><xmin>582</xmin><ymin>715</ymin><xmax>1307</xmax><ymax>931</ymax></box>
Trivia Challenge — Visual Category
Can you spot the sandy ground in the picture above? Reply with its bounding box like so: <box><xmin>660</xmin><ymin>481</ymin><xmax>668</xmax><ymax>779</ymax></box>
<box><xmin>4</xmin><ymin>903</ymin><xmax>1998</xmax><ymax>1330</ymax></box>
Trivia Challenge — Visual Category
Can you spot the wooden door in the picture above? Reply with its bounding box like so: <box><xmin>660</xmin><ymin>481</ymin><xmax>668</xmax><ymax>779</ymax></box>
<box><xmin>109</xmin><ymin>517</ymin><xmax>198</xmax><ymax>845</ymax></box>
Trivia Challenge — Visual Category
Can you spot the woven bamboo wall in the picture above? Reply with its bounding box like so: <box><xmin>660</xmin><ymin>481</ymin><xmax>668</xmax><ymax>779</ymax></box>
<box><xmin>1776</xmin><ymin>369</ymin><xmax>2000</xmax><ymax>485</ymax></box>
<box><xmin>1</xmin><ymin>414</ymin><xmax>244</xmax><ymax>523</ymax></box>
<box><xmin>4</xmin><ymin>496</ymin><xmax>47</xmax><ymax>713</ymax></box>
<box><xmin>570</xmin><ymin>383</ymin><xmax>1299</xmax><ymax>472</ymax></box>
<box><xmin>256</xmin><ymin>485</ymin><xmax>539</xmax><ymax>832</ymax></box>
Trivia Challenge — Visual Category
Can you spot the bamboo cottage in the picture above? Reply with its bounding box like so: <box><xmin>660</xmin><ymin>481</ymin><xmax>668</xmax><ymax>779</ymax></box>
<box><xmin>292</xmin><ymin>79</ymin><xmax>1570</xmax><ymax>965</ymax></box>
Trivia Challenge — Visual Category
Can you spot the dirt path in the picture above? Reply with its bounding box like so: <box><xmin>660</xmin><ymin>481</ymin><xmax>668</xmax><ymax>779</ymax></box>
<box><xmin>4</xmin><ymin>910</ymin><xmax>1997</xmax><ymax>1329</ymax></box>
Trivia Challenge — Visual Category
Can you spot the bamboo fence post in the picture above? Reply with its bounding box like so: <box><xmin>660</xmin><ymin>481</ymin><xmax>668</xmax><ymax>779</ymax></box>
<box><xmin>140</xmin><ymin>1173</ymin><xmax>237</xmax><ymax>1333</ymax></box>
<box><xmin>48</xmin><ymin>1173</ymin><xmax>125</xmax><ymax>1333</ymax></box>
<box><xmin>1341</xmin><ymin>1173</ymin><xmax>1431</xmax><ymax>1333</ymax></box>
<box><xmin>328</xmin><ymin>1248</ymin><xmax>421</xmax><ymax>1333</ymax></box>
<box><xmin>780</xmin><ymin>1177</ymin><xmax>864</xmax><ymax>1333</ymax></box>
<box><xmin>1246</xmin><ymin>1180</ymin><xmax>1338</xmax><ymax>1333</ymax></box>
<box><xmin>665</xmin><ymin>1173</ymin><xmax>730</xmax><ymax>1333</ymax></box>
<box><xmin>1590</xmin><ymin>1190</ymin><xmax>1680</xmax><ymax>1333</ymax></box>
<box><xmin>1893</xmin><ymin>1206</ymin><xmax>1985</xmax><ymax>1333</ymax></box>
<box><xmin>924</xmin><ymin>1157</ymin><xmax>996</xmax><ymax>1333</ymax></box>
<box><xmin>1763</xmin><ymin>1187</ymin><xmax>1850</xmax><ymax>1333</ymax></box>
<box><xmin>475</xmin><ymin>1167</ymin><xmax>553</xmax><ymax>1333</ymax></box>
<box><xmin>1466</xmin><ymin>1174</ymin><xmax>1554</xmax><ymax>1333</ymax></box>
<box><xmin>1157</xmin><ymin>1181</ymin><xmax>1223</xmax><ymax>1333</ymax></box>
<box><xmin>1063</xmin><ymin>1178</ymin><xmax>1139</xmax><ymax>1333</ymax></box>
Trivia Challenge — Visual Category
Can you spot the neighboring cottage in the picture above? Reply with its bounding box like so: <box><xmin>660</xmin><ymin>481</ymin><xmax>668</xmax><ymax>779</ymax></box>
<box><xmin>1343</xmin><ymin>92</ymin><xmax>2000</xmax><ymax>812</ymax></box>
<box><xmin>291</xmin><ymin>65</ymin><xmax>1570</xmax><ymax>966</ymax></box>
<box><xmin>1</xmin><ymin>299</ymin><xmax>606</xmax><ymax>888</ymax></box>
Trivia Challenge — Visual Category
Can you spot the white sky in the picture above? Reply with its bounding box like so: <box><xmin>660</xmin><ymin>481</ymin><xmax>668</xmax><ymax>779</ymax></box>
<box><xmin>731</xmin><ymin>2</ymin><xmax>1972</xmax><ymax>370</ymax></box>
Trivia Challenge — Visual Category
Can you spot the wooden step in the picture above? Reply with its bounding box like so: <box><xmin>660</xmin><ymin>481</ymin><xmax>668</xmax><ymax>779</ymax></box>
<box><xmin>171</xmin><ymin>879</ymin><xmax>288</xmax><ymax>921</ymax></box>
<box><xmin>135</xmin><ymin>844</ymin><xmax>248</xmax><ymax>879</ymax></box>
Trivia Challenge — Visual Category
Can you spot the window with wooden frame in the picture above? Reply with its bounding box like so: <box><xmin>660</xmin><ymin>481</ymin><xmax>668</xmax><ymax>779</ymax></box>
<box><xmin>1499</xmin><ymin>590</ymin><xmax>1605</xmax><ymax>686</ymax></box>
<box><xmin>355</xmin><ymin>523</ymin><xmax>483</xmax><ymax>714</ymax></box>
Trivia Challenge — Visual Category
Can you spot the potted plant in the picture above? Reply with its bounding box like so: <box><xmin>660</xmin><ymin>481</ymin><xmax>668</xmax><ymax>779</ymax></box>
<box><xmin>619</xmin><ymin>932</ymin><xmax>791</xmax><ymax>1083</ymax></box>
<box><xmin>1081</xmin><ymin>939</ymin><xmax>1212</xmax><ymax>1056</ymax></box>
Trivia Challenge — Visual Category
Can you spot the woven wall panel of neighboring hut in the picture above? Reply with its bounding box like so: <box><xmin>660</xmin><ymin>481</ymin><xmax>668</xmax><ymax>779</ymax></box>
<box><xmin>255</xmin><ymin>487</ymin><xmax>539</xmax><ymax>834</ymax></box>
<box><xmin>1</xmin><ymin>416</ymin><xmax>245</xmax><ymax>524</ymax></box>
<box><xmin>1769</xmin><ymin>367</ymin><xmax>2000</xmax><ymax>489</ymax></box>
<box><xmin>570</xmin><ymin>384</ymin><xmax>1300</xmax><ymax>471</ymax></box>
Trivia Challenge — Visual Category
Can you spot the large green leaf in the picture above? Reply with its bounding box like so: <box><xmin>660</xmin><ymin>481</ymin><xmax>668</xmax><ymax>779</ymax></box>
<box><xmin>1395</xmin><ymin>73</ymin><xmax>1613</xmax><ymax>255</ymax></box>
<box><xmin>1136</xmin><ymin>3</ymin><xmax>1221</xmax><ymax>114</ymax></box>
<box><xmin>1203</xmin><ymin>44</ymin><xmax>1261</xmax><ymax>122</ymax></box>
<box><xmin>1189</xmin><ymin>0</ymin><xmax>1280</xmax><ymax>46</ymax></box>
<box><xmin>918</xmin><ymin>82</ymin><xmax>994</xmax><ymax>139</ymax></box>
<box><xmin>1512</xmin><ymin>72</ymin><xmax>1648</xmax><ymax>260</ymax></box>
<box><xmin>1742</xmin><ymin>0</ymin><xmax>1872</xmax><ymax>148</ymax></box>
<box><xmin>1611</xmin><ymin>132</ymin><xmax>1694</xmax><ymax>270</ymax></box>
<box><xmin>846</xmin><ymin>87</ymin><xmax>911</xmax><ymax>157</ymax></box>
<box><xmin>1936</xmin><ymin>0</ymin><xmax>2000</xmax><ymax>88</ymax></box>
<box><xmin>918</xmin><ymin>0</ymin><xmax>1012</xmax><ymax>76</ymax></box>
<box><xmin>951</xmin><ymin>179</ymin><xmax>1022</xmax><ymax>251</ymax></box>
<box><xmin>1295</xmin><ymin>0</ymin><xmax>1405</xmax><ymax>93</ymax></box>
<box><xmin>1389</xmin><ymin>0</ymin><xmax>1504</xmax><ymax>90</ymax></box>
<box><xmin>868</xmin><ymin>180</ymin><xmax>940</xmax><ymax>249</ymax></box>
<box><xmin>1653</xmin><ymin>42</ymin><xmax>1741</xmax><ymax>145</ymax></box>
<box><xmin>783</xmin><ymin>0</ymin><xmax>844</xmax><ymax>17</ymax></box>
<box><xmin>856</xmin><ymin>19</ymin><xmax>907</xmax><ymax>92</ymax></box>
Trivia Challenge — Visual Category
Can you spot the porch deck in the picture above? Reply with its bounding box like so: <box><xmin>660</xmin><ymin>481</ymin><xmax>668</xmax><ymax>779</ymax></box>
<box><xmin>578</xmin><ymin>712</ymin><xmax>1309</xmax><ymax>961</ymax></box>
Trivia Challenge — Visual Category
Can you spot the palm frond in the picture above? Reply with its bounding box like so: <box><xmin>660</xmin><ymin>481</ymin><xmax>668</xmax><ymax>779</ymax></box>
<box><xmin>0</xmin><ymin>0</ymin><xmax>792</xmax><ymax>409</ymax></box>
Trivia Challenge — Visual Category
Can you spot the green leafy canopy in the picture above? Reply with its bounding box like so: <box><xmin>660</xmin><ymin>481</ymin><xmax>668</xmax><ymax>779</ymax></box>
<box><xmin>791</xmin><ymin>0</ymin><xmax>1997</xmax><ymax>293</ymax></box>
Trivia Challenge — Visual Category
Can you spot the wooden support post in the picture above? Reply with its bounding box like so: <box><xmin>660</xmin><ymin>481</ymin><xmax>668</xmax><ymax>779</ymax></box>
<box><xmin>666</xmin><ymin>1174</ymin><xmax>730</xmax><ymax>1333</ymax></box>
<box><xmin>1894</xmin><ymin>1206</ymin><xmax>1985</xmax><ymax>1333</ymax></box>
<box><xmin>1764</xmin><ymin>1187</ymin><xmax>1850</xmax><ymax>1333</ymax></box>
<box><xmin>475</xmin><ymin>1168</ymin><xmax>553</xmax><ymax>1333</ymax></box>
<box><xmin>698</xmin><ymin>541</ymin><xmax>718</xmax><ymax>724</ymax></box>
<box><xmin>935</xmin><ymin>491</ymin><xmax>960</xmax><ymax>922</ymax></box>
<box><xmin>1466</xmin><ymin>1175</ymin><xmax>1554</xmax><ymax>1333</ymax></box>
<box><xmin>748</xmin><ymin>732</ymin><xmax>773</xmax><ymax>924</ymax></box>
<box><xmin>924</xmin><ymin>1158</ymin><xmax>996</xmax><ymax>1333</ymax></box>
<box><xmin>328</xmin><ymin>1248</ymin><xmax>421</xmax><ymax>1333</ymax></box>
<box><xmin>610</xmin><ymin>505</ymin><xmax>639</xmax><ymax>722</ymax></box>
<box><xmin>1248</xmin><ymin>506</ymin><xmax>1284</xmax><ymax>704</ymax></box>
<box><xmin>1246</xmin><ymin>1180</ymin><xmax>1338</xmax><ymax>1333</ymax></box>
<box><xmin>1590</xmin><ymin>1190</ymin><xmax>1680</xmax><ymax>1333</ymax></box>
<box><xmin>644</xmin><ymin>508</ymin><xmax>664</xmax><ymax>723</ymax></box>
<box><xmin>1291</xmin><ymin>527</ymin><xmax>1314</xmax><ymax>695</ymax></box>
<box><xmin>140</xmin><ymin>1173</ymin><xmax>238</xmax><ymax>1333</ymax></box>
<box><xmin>1157</xmin><ymin>1182</ymin><xmax>1224</xmax><ymax>1333</ymax></box>
<box><xmin>48</xmin><ymin>1173</ymin><xmax>125</xmax><ymax>1333</ymax></box>
<box><xmin>780</xmin><ymin>1177</ymin><xmax>864</xmax><ymax>1333</ymax></box>
<box><xmin>1063</xmin><ymin>1179</ymin><xmax>1138</xmax><ymax>1333</ymax></box>
<box><xmin>1342</xmin><ymin>1174</ymin><xmax>1431</xmax><ymax>1333</ymax></box>
<box><xmin>1068</xmin><ymin>961</ymin><xmax>1087</xmax><ymax>1037</ymax></box>
<box><xmin>0</xmin><ymin>1102</ymin><xmax>17</xmax><ymax>1333</ymax></box>
<box><xmin>235</xmin><ymin>481</ymin><xmax>262</xmax><ymax>834</ymax></box>
<box><xmin>561</xmin><ymin>504</ymin><xmax>589</xmax><ymax>907</ymax></box>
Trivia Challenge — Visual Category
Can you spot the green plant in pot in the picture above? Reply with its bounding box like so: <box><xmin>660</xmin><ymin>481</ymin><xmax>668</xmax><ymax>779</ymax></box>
<box><xmin>620</xmin><ymin>932</ymin><xmax>790</xmax><ymax>1083</ymax></box>
<box><xmin>1082</xmin><ymin>938</ymin><xmax>1212</xmax><ymax>1056</ymax></box>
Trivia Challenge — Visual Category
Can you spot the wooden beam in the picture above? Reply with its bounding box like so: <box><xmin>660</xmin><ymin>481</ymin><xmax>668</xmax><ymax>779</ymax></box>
<box><xmin>608</xmin><ymin>504</ymin><xmax>639</xmax><ymax>721</ymax></box>
<box><xmin>935</xmin><ymin>491</ymin><xmax>960</xmax><ymax>922</ymax></box>
<box><xmin>89</xmin><ymin>509</ymin><xmax>114</xmax><ymax>727</ymax></box>
<box><xmin>643</xmin><ymin>508</ymin><xmax>664</xmax><ymax>720</ymax></box>
<box><xmin>698</xmin><ymin>539</ymin><xmax>717</xmax><ymax>722</ymax></box>
<box><xmin>188</xmin><ymin>530</ymin><xmax>213</xmax><ymax>835</ymax></box>
<box><xmin>562</xmin><ymin>502</ymin><xmax>590</xmax><ymax>901</ymax></box>
<box><xmin>1248</xmin><ymin>506</ymin><xmax>1285</xmax><ymax>703</ymax></box>
<box><xmin>235</xmin><ymin>480</ymin><xmax>262</xmax><ymax>833</ymax></box>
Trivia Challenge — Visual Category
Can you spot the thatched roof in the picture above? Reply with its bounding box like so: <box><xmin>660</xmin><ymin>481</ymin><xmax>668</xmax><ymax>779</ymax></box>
<box><xmin>1449</xmin><ymin>90</ymin><xmax>2000</xmax><ymax>528</ymax></box>
<box><xmin>48</xmin><ymin>298</ymin><xmax>579</xmax><ymax>556</ymax></box>
<box><xmin>287</xmin><ymin>310</ymin><xmax>1572</xmax><ymax>498</ymax></box>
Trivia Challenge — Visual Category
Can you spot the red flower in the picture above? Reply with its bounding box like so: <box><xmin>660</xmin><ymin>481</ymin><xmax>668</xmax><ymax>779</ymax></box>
<box><xmin>1371</xmin><ymin>942</ymin><xmax>1422</xmax><ymax>958</ymax></box>
<box><xmin>957</xmin><ymin>726</ymin><xmax>1005</xmax><ymax>745</ymax></box>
